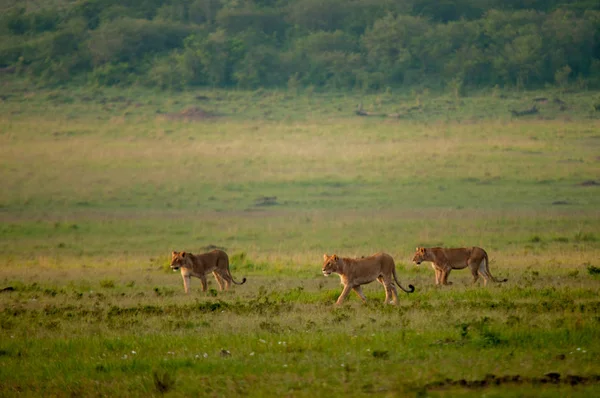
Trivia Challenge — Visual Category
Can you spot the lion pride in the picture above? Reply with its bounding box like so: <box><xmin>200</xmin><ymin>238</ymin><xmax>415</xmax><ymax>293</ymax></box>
<box><xmin>412</xmin><ymin>246</ymin><xmax>507</xmax><ymax>286</ymax></box>
<box><xmin>322</xmin><ymin>252</ymin><xmax>414</xmax><ymax>305</ymax></box>
<box><xmin>170</xmin><ymin>250</ymin><xmax>246</xmax><ymax>293</ymax></box>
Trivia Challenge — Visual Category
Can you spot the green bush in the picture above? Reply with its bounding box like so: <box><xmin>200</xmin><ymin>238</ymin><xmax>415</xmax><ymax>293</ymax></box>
<box><xmin>91</xmin><ymin>62</ymin><xmax>134</xmax><ymax>86</ymax></box>
<box><xmin>87</xmin><ymin>18</ymin><xmax>195</xmax><ymax>67</ymax></box>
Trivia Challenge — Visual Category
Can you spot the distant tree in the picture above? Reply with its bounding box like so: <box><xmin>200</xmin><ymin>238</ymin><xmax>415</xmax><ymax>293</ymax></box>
<box><xmin>1</xmin><ymin>0</ymin><xmax>599</xmax><ymax>90</ymax></box>
<box><xmin>3</xmin><ymin>7</ymin><xmax>29</xmax><ymax>35</ymax></box>
<box><xmin>216</xmin><ymin>6</ymin><xmax>288</xmax><ymax>39</ymax></box>
<box><xmin>155</xmin><ymin>3</ymin><xmax>189</xmax><ymax>23</ymax></box>
<box><xmin>68</xmin><ymin>0</ymin><xmax>167</xmax><ymax>29</ymax></box>
<box><xmin>416</xmin><ymin>19</ymin><xmax>482</xmax><ymax>81</ymax></box>
<box><xmin>285</xmin><ymin>30</ymin><xmax>360</xmax><ymax>87</ymax></box>
<box><xmin>179</xmin><ymin>29</ymin><xmax>245</xmax><ymax>87</ymax></box>
<box><xmin>234</xmin><ymin>44</ymin><xmax>283</xmax><ymax>88</ymax></box>
<box><xmin>361</xmin><ymin>14</ymin><xmax>430</xmax><ymax>85</ymax></box>
<box><xmin>285</xmin><ymin>0</ymin><xmax>350</xmax><ymax>32</ymax></box>
<box><xmin>87</xmin><ymin>18</ymin><xmax>194</xmax><ymax>67</ymax></box>
<box><xmin>481</xmin><ymin>10</ymin><xmax>545</xmax><ymax>86</ymax></box>
<box><xmin>542</xmin><ymin>10</ymin><xmax>597</xmax><ymax>79</ymax></box>
<box><xmin>554</xmin><ymin>65</ymin><xmax>572</xmax><ymax>90</ymax></box>
<box><xmin>189</xmin><ymin>0</ymin><xmax>222</xmax><ymax>25</ymax></box>
<box><xmin>339</xmin><ymin>0</ymin><xmax>413</xmax><ymax>36</ymax></box>
<box><xmin>411</xmin><ymin>0</ymin><xmax>486</xmax><ymax>22</ymax></box>
<box><xmin>498</xmin><ymin>33</ymin><xmax>544</xmax><ymax>88</ymax></box>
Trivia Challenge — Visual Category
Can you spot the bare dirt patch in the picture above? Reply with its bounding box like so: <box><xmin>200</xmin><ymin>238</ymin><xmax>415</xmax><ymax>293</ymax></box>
<box><xmin>423</xmin><ymin>373</ymin><xmax>600</xmax><ymax>391</ymax></box>
<box><xmin>162</xmin><ymin>107</ymin><xmax>218</xmax><ymax>121</ymax></box>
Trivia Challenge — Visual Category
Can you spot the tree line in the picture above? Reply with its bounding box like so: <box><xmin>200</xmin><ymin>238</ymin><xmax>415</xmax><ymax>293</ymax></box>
<box><xmin>1</xmin><ymin>0</ymin><xmax>599</xmax><ymax>91</ymax></box>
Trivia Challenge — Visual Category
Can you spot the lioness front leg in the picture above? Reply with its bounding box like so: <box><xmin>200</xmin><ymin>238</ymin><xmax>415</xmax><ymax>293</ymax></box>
<box><xmin>441</xmin><ymin>268</ymin><xmax>453</xmax><ymax>285</ymax></box>
<box><xmin>335</xmin><ymin>284</ymin><xmax>353</xmax><ymax>305</ymax></box>
<box><xmin>182</xmin><ymin>275</ymin><xmax>191</xmax><ymax>294</ymax></box>
<box><xmin>352</xmin><ymin>285</ymin><xmax>368</xmax><ymax>304</ymax></box>
<box><xmin>434</xmin><ymin>267</ymin><xmax>443</xmax><ymax>285</ymax></box>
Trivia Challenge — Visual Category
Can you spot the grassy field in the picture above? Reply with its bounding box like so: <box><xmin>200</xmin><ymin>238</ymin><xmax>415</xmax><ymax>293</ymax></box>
<box><xmin>1</xmin><ymin>81</ymin><xmax>599</xmax><ymax>396</ymax></box>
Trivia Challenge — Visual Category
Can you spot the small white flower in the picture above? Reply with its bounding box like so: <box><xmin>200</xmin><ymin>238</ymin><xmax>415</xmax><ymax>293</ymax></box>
<box><xmin>131</xmin><ymin>351</ymin><xmax>137</xmax><ymax>355</ymax></box>
<box><xmin>203</xmin><ymin>353</ymin><xmax>208</xmax><ymax>358</ymax></box>
<box><xmin>167</xmin><ymin>351</ymin><xmax>175</xmax><ymax>355</ymax></box>
<box><xmin>122</xmin><ymin>355</ymin><xmax>128</xmax><ymax>359</ymax></box>
<box><xmin>341</xmin><ymin>364</ymin><xmax>345</xmax><ymax>367</ymax></box>
<box><xmin>283</xmin><ymin>364</ymin><xmax>288</xmax><ymax>368</ymax></box>
<box><xmin>259</xmin><ymin>339</ymin><xmax>266</xmax><ymax>344</ymax></box>
<box><xmin>577</xmin><ymin>348</ymin><xmax>581</xmax><ymax>351</ymax></box>
<box><xmin>583</xmin><ymin>350</ymin><xmax>587</xmax><ymax>353</ymax></box>
<box><xmin>195</xmin><ymin>354</ymin><xmax>200</xmax><ymax>359</ymax></box>
<box><xmin>249</xmin><ymin>352</ymin><xmax>255</xmax><ymax>356</ymax></box>
<box><xmin>366</xmin><ymin>348</ymin><xmax>371</xmax><ymax>352</ymax></box>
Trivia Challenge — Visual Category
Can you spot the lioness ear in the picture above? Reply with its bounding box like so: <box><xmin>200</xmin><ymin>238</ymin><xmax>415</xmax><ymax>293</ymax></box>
<box><xmin>181</xmin><ymin>252</ymin><xmax>186</xmax><ymax>257</ymax></box>
<box><xmin>323</xmin><ymin>254</ymin><xmax>328</xmax><ymax>260</ymax></box>
<box><xmin>333</xmin><ymin>255</ymin><xmax>338</xmax><ymax>261</ymax></box>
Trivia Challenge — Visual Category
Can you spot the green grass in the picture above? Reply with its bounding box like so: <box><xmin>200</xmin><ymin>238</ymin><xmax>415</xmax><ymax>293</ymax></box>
<box><xmin>0</xmin><ymin>81</ymin><xmax>599</xmax><ymax>396</ymax></box>
<box><xmin>1</xmin><ymin>274</ymin><xmax>599</xmax><ymax>396</ymax></box>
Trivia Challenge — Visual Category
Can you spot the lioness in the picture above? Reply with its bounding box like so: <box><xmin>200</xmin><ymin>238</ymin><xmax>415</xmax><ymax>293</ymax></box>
<box><xmin>322</xmin><ymin>253</ymin><xmax>415</xmax><ymax>305</ymax></box>
<box><xmin>170</xmin><ymin>250</ymin><xmax>247</xmax><ymax>294</ymax></box>
<box><xmin>412</xmin><ymin>247</ymin><xmax>507</xmax><ymax>286</ymax></box>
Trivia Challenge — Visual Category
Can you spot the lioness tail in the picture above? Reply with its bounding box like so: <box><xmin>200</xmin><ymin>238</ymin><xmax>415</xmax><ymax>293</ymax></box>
<box><xmin>393</xmin><ymin>268</ymin><xmax>415</xmax><ymax>293</ymax></box>
<box><xmin>483</xmin><ymin>251</ymin><xmax>507</xmax><ymax>283</ymax></box>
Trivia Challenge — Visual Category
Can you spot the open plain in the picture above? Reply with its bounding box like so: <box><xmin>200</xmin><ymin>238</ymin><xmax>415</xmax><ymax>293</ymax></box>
<box><xmin>1</xmin><ymin>84</ymin><xmax>599</xmax><ymax>396</ymax></box>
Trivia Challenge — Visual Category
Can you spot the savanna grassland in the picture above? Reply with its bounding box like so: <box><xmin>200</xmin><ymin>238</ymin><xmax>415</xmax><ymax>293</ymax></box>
<box><xmin>1</xmin><ymin>82</ymin><xmax>600</xmax><ymax>397</ymax></box>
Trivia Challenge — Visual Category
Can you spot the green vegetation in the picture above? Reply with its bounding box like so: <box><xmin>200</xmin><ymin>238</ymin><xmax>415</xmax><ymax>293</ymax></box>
<box><xmin>0</xmin><ymin>81</ymin><xmax>599</xmax><ymax>396</ymax></box>
<box><xmin>0</xmin><ymin>0</ymin><xmax>599</xmax><ymax>90</ymax></box>
<box><xmin>1</xmin><ymin>2</ymin><xmax>599</xmax><ymax>395</ymax></box>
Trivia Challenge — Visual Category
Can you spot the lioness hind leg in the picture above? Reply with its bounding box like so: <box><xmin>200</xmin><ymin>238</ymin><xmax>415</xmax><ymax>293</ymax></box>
<box><xmin>212</xmin><ymin>271</ymin><xmax>226</xmax><ymax>291</ymax></box>
<box><xmin>470</xmin><ymin>264</ymin><xmax>480</xmax><ymax>284</ymax></box>
<box><xmin>199</xmin><ymin>275</ymin><xmax>208</xmax><ymax>292</ymax></box>
<box><xmin>377</xmin><ymin>277</ymin><xmax>390</xmax><ymax>303</ymax></box>
<box><xmin>387</xmin><ymin>283</ymin><xmax>399</xmax><ymax>305</ymax></box>
<box><xmin>477</xmin><ymin>259</ymin><xmax>490</xmax><ymax>286</ymax></box>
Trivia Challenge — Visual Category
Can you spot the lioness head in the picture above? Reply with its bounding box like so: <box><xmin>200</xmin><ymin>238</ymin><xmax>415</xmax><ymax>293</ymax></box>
<box><xmin>322</xmin><ymin>254</ymin><xmax>340</xmax><ymax>276</ymax></box>
<box><xmin>412</xmin><ymin>247</ymin><xmax>427</xmax><ymax>265</ymax></box>
<box><xmin>170</xmin><ymin>251</ymin><xmax>189</xmax><ymax>271</ymax></box>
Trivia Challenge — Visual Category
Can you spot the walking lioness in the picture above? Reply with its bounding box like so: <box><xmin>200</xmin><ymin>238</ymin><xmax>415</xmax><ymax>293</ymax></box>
<box><xmin>322</xmin><ymin>252</ymin><xmax>415</xmax><ymax>305</ymax></box>
<box><xmin>412</xmin><ymin>247</ymin><xmax>507</xmax><ymax>286</ymax></box>
<box><xmin>170</xmin><ymin>250</ymin><xmax>247</xmax><ymax>294</ymax></box>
